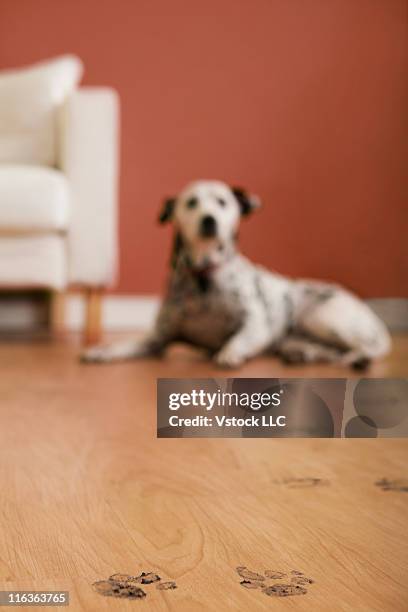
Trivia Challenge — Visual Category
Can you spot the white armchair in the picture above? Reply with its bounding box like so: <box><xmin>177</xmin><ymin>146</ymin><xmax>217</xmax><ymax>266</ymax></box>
<box><xmin>0</xmin><ymin>55</ymin><xmax>119</xmax><ymax>342</ymax></box>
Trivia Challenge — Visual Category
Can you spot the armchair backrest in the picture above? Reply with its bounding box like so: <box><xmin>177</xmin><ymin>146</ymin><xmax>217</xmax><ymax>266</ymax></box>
<box><xmin>0</xmin><ymin>55</ymin><xmax>83</xmax><ymax>167</ymax></box>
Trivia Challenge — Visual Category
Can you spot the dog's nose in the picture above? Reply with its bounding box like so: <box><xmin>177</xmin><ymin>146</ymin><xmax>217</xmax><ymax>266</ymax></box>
<box><xmin>200</xmin><ymin>215</ymin><xmax>217</xmax><ymax>237</ymax></box>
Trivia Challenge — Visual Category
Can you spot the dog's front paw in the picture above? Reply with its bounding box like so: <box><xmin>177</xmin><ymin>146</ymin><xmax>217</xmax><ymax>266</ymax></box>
<box><xmin>214</xmin><ymin>346</ymin><xmax>245</xmax><ymax>369</ymax></box>
<box><xmin>80</xmin><ymin>345</ymin><xmax>113</xmax><ymax>364</ymax></box>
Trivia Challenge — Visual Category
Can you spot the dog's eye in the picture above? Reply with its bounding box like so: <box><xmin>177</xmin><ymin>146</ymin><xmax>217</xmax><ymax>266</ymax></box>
<box><xmin>186</xmin><ymin>197</ymin><xmax>198</xmax><ymax>209</ymax></box>
<box><xmin>217</xmin><ymin>197</ymin><xmax>226</xmax><ymax>207</ymax></box>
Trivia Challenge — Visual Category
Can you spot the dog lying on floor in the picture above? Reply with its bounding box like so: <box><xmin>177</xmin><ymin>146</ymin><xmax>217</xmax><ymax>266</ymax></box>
<box><xmin>82</xmin><ymin>180</ymin><xmax>391</xmax><ymax>368</ymax></box>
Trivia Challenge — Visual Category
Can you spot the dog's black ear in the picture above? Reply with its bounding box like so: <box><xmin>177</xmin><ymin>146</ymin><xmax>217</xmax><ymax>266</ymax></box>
<box><xmin>231</xmin><ymin>187</ymin><xmax>261</xmax><ymax>216</ymax></box>
<box><xmin>158</xmin><ymin>197</ymin><xmax>176</xmax><ymax>224</ymax></box>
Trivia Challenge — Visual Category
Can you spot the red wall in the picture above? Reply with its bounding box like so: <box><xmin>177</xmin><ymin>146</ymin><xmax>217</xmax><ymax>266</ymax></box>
<box><xmin>1</xmin><ymin>0</ymin><xmax>406</xmax><ymax>296</ymax></box>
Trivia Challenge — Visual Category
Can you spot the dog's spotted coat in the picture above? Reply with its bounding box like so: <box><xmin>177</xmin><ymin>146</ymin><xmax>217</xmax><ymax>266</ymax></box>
<box><xmin>82</xmin><ymin>181</ymin><xmax>391</xmax><ymax>368</ymax></box>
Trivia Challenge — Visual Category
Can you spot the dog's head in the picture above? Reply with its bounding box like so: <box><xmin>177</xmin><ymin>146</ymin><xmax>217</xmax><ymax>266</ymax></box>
<box><xmin>159</xmin><ymin>180</ymin><xmax>260</xmax><ymax>268</ymax></box>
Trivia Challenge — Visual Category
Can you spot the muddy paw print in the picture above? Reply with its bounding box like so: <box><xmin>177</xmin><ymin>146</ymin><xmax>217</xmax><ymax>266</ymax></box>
<box><xmin>375</xmin><ymin>478</ymin><xmax>408</xmax><ymax>492</ymax></box>
<box><xmin>263</xmin><ymin>584</ymin><xmax>307</xmax><ymax>597</ymax></box>
<box><xmin>93</xmin><ymin>580</ymin><xmax>146</xmax><ymax>599</ymax></box>
<box><xmin>157</xmin><ymin>581</ymin><xmax>177</xmax><ymax>590</ymax></box>
<box><xmin>237</xmin><ymin>566</ymin><xmax>315</xmax><ymax>598</ymax></box>
<box><xmin>283</xmin><ymin>477</ymin><xmax>329</xmax><ymax>488</ymax></box>
<box><xmin>93</xmin><ymin>570</ymin><xmax>177</xmax><ymax>599</ymax></box>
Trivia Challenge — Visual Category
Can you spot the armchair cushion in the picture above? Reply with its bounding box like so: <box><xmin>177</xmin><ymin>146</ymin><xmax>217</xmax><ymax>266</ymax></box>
<box><xmin>0</xmin><ymin>235</ymin><xmax>66</xmax><ymax>289</ymax></box>
<box><xmin>0</xmin><ymin>165</ymin><xmax>70</xmax><ymax>232</ymax></box>
<box><xmin>0</xmin><ymin>55</ymin><xmax>83</xmax><ymax>166</ymax></box>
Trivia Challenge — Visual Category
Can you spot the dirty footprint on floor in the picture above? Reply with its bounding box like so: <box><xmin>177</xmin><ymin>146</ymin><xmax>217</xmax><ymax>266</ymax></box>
<box><xmin>237</xmin><ymin>566</ymin><xmax>315</xmax><ymax>598</ymax></box>
<box><xmin>156</xmin><ymin>581</ymin><xmax>177</xmax><ymax>590</ymax></box>
<box><xmin>236</xmin><ymin>566</ymin><xmax>265</xmax><ymax>581</ymax></box>
<box><xmin>93</xmin><ymin>570</ymin><xmax>177</xmax><ymax>599</ymax></box>
<box><xmin>281</xmin><ymin>477</ymin><xmax>330</xmax><ymax>488</ymax></box>
<box><xmin>264</xmin><ymin>570</ymin><xmax>286</xmax><ymax>579</ymax></box>
<box><xmin>237</xmin><ymin>566</ymin><xmax>266</xmax><ymax>589</ymax></box>
<box><xmin>263</xmin><ymin>584</ymin><xmax>307</xmax><ymax>597</ymax></box>
<box><xmin>375</xmin><ymin>478</ymin><xmax>408</xmax><ymax>492</ymax></box>
<box><xmin>136</xmin><ymin>572</ymin><xmax>161</xmax><ymax>584</ymax></box>
<box><xmin>290</xmin><ymin>570</ymin><xmax>315</xmax><ymax>585</ymax></box>
<box><xmin>240</xmin><ymin>580</ymin><xmax>265</xmax><ymax>589</ymax></box>
<box><xmin>292</xmin><ymin>576</ymin><xmax>314</xmax><ymax>585</ymax></box>
<box><xmin>93</xmin><ymin>580</ymin><xmax>146</xmax><ymax>599</ymax></box>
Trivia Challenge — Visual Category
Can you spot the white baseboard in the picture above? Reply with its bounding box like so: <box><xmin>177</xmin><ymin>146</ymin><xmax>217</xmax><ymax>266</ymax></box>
<box><xmin>0</xmin><ymin>293</ymin><xmax>160</xmax><ymax>332</ymax></box>
<box><xmin>0</xmin><ymin>294</ymin><xmax>406</xmax><ymax>332</ymax></box>
<box><xmin>366</xmin><ymin>298</ymin><xmax>408</xmax><ymax>332</ymax></box>
<box><xmin>66</xmin><ymin>294</ymin><xmax>160</xmax><ymax>331</ymax></box>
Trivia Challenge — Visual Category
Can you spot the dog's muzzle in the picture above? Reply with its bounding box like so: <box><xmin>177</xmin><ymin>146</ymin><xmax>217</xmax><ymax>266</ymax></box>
<box><xmin>199</xmin><ymin>214</ymin><xmax>217</xmax><ymax>238</ymax></box>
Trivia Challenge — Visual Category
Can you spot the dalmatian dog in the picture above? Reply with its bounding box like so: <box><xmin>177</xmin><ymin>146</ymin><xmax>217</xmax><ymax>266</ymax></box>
<box><xmin>82</xmin><ymin>180</ymin><xmax>391</xmax><ymax>368</ymax></box>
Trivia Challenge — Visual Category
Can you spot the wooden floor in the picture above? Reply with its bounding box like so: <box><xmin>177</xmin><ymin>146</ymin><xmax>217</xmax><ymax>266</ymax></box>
<box><xmin>0</xmin><ymin>333</ymin><xmax>407</xmax><ymax>611</ymax></box>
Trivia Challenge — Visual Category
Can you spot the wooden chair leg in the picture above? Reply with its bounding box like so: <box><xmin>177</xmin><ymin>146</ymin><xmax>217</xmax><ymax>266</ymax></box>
<box><xmin>84</xmin><ymin>287</ymin><xmax>103</xmax><ymax>345</ymax></box>
<box><xmin>50</xmin><ymin>290</ymin><xmax>65</xmax><ymax>338</ymax></box>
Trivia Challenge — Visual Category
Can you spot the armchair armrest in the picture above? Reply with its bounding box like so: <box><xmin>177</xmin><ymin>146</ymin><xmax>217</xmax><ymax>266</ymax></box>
<box><xmin>59</xmin><ymin>87</ymin><xmax>120</xmax><ymax>287</ymax></box>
